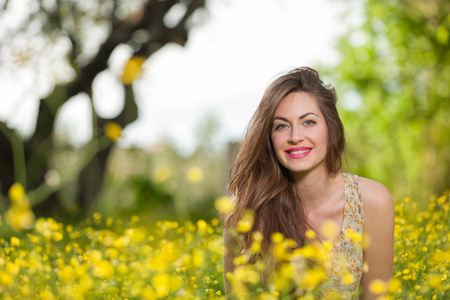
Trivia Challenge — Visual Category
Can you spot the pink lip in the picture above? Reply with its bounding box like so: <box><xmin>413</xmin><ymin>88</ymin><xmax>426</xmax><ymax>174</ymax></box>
<box><xmin>285</xmin><ymin>147</ymin><xmax>312</xmax><ymax>159</ymax></box>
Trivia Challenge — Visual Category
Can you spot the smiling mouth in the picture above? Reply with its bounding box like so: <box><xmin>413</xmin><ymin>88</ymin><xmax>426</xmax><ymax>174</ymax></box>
<box><xmin>288</xmin><ymin>149</ymin><xmax>311</xmax><ymax>155</ymax></box>
<box><xmin>285</xmin><ymin>148</ymin><xmax>312</xmax><ymax>158</ymax></box>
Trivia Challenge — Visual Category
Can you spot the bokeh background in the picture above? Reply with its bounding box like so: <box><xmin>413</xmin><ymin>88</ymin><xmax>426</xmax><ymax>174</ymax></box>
<box><xmin>0</xmin><ymin>0</ymin><xmax>448</xmax><ymax>226</ymax></box>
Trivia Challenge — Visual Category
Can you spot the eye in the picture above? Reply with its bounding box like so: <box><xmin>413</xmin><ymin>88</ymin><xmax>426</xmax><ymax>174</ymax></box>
<box><xmin>304</xmin><ymin>120</ymin><xmax>316</xmax><ymax>126</ymax></box>
<box><xmin>274</xmin><ymin>124</ymin><xmax>288</xmax><ymax>130</ymax></box>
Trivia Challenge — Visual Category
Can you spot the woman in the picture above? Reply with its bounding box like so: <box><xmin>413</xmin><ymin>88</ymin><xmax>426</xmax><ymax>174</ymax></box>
<box><xmin>222</xmin><ymin>67</ymin><xmax>394</xmax><ymax>299</ymax></box>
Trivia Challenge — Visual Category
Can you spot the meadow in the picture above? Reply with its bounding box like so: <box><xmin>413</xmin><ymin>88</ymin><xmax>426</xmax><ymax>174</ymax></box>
<box><xmin>0</xmin><ymin>187</ymin><xmax>448</xmax><ymax>299</ymax></box>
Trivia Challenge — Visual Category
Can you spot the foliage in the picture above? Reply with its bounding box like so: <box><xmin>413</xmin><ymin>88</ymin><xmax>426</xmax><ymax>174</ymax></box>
<box><xmin>98</xmin><ymin>137</ymin><xmax>228</xmax><ymax>225</ymax></box>
<box><xmin>327</xmin><ymin>0</ymin><xmax>450</xmax><ymax>200</ymax></box>
<box><xmin>0</xmin><ymin>192</ymin><xmax>449</xmax><ymax>299</ymax></box>
<box><xmin>0</xmin><ymin>0</ymin><xmax>207</xmax><ymax>217</ymax></box>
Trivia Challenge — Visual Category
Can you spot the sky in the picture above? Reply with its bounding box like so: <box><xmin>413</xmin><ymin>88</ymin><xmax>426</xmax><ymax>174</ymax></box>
<box><xmin>0</xmin><ymin>0</ymin><xmax>363</xmax><ymax>154</ymax></box>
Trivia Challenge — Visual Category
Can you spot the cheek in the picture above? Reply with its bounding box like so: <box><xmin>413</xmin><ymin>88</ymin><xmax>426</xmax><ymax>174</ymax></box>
<box><xmin>270</xmin><ymin>133</ymin><xmax>283</xmax><ymax>151</ymax></box>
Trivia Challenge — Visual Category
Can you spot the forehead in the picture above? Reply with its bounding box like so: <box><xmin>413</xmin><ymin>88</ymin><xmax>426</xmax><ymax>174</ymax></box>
<box><xmin>274</xmin><ymin>92</ymin><xmax>322</xmax><ymax>117</ymax></box>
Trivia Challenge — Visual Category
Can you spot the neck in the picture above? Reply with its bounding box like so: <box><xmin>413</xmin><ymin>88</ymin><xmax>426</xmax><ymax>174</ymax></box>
<box><xmin>291</xmin><ymin>167</ymin><xmax>341</xmax><ymax>208</ymax></box>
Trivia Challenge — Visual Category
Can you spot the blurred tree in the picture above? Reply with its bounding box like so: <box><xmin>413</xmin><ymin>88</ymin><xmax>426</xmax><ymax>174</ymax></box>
<box><xmin>329</xmin><ymin>0</ymin><xmax>449</xmax><ymax>199</ymax></box>
<box><xmin>0</xmin><ymin>0</ymin><xmax>206</xmax><ymax>218</ymax></box>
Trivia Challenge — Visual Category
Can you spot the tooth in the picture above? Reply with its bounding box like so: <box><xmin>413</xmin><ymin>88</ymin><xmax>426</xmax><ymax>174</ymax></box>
<box><xmin>291</xmin><ymin>149</ymin><xmax>309</xmax><ymax>155</ymax></box>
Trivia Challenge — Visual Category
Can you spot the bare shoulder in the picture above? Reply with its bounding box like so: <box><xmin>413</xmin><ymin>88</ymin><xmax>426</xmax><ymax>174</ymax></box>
<box><xmin>358</xmin><ymin>177</ymin><xmax>395</xmax><ymax>294</ymax></box>
<box><xmin>358</xmin><ymin>176</ymin><xmax>393</xmax><ymax>213</ymax></box>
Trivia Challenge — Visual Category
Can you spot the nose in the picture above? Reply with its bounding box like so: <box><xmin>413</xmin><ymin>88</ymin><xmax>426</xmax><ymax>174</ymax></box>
<box><xmin>288</xmin><ymin>126</ymin><xmax>304</xmax><ymax>144</ymax></box>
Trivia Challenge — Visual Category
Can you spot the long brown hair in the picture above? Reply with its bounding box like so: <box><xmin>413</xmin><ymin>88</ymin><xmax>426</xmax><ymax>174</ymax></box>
<box><xmin>224</xmin><ymin>67</ymin><xmax>346</xmax><ymax>253</ymax></box>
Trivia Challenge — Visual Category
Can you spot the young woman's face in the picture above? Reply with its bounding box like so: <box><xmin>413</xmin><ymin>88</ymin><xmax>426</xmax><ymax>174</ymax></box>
<box><xmin>270</xmin><ymin>92</ymin><xmax>328</xmax><ymax>176</ymax></box>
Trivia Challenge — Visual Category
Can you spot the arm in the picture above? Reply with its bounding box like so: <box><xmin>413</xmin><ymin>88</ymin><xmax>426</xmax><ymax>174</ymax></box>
<box><xmin>223</xmin><ymin>227</ymin><xmax>239</xmax><ymax>299</ymax></box>
<box><xmin>359</xmin><ymin>177</ymin><xmax>395</xmax><ymax>300</ymax></box>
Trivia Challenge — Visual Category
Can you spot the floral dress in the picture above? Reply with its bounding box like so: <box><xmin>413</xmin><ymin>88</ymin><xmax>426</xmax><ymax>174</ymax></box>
<box><xmin>322</xmin><ymin>173</ymin><xmax>364</xmax><ymax>299</ymax></box>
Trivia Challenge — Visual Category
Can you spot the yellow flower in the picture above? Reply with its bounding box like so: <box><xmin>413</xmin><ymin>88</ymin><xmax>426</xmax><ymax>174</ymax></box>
<box><xmin>341</xmin><ymin>273</ymin><xmax>354</xmax><ymax>287</ymax></box>
<box><xmin>5</xmin><ymin>205</ymin><xmax>36</xmax><ymax>231</ymax></box>
<box><xmin>233</xmin><ymin>254</ymin><xmax>250</xmax><ymax>265</ymax></box>
<box><xmin>271</xmin><ymin>232</ymin><xmax>284</xmax><ymax>243</ymax></box>
<box><xmin>237</xmin><ymin>210</ymin><xmax>254</xmax><ymax>233</ymax></box>
<box><xmin>436</xmin><ymin>195</ymin><xmax>447</xmax><ymax>205</ymax></box>
<box><xmin>306</xmin><ymin>229</ymin><xmax>316</xmax><ymax>239</ymax></box>
<box><xmin>320</xmin><ymin>220</ymin><xmax>338</xmax><ymax>240</ymax></box>
<box><xmin>196</xmin><ymin>219</ymin><xmax>208</xmax><ymax>235</ymax></box>
<box><xmin>187</xmin><ymin>167</ymin><xmax>203</xmax><ymax>183</ymax></box>
<box><xmin>346</xmin><ymin>229</ymin><xmax>362</xmax><ymax>242</ymax></box>
<box><xmin>369</xmin><ymin>279</ymin><xmax>387</xmax><ymax>294</ymax></box>
<box><xmin>363</xmin><ymin>261</ymin><xmax>369</xmax><ymax>273</ymax></box>
<box><xmin>93</xmin><ymin>260</ymin><xmax>115</xmax><ymax>279</ymax></box>
<box><xmin>40</xmin><ymin>289</ymin><xmax>56</xmax><ymax>300</ymax></box>
<box><xmin>253</xmin><ymin>231</ymin><xmax>263</xmax><ymax>242</ymax></box>
<box><xmin>362</xmin><ymin>232</ymin><xmax>372</xmax><ymax>249</ymax></box>
<box><xmin>153</xmin><ymin>273</ymin><xmax>170</xmax><ymax>297</ymax></box>
<box><xmin>192</xmin><ymin>248</ymin><xmax>204</xmax><ymax>267</ymax></box>
<box><xmin>304</xmin><ymin>268</ymin><xmax>326</xmax><ymax>288</ymax></box>
<box><xmin>8</xmin><ymin>182</ymin><xmax>26</xmax><ymax>203</ymax></box>
<box><xmin>5</xmin><ymin>184</ymin><xmax>35</xmax><ymax>230</ymax></box>
<box><xmin>428</xmin><ymin>274</ymin><xmax>443</xmax><ymax>291</ymax></box>
<box><xmin>389</xmin><ymin>278</ymin><xmax>402</xmax><ymax>293</ymax></box>
<box><xmin>153</xmin><ymin>167</ymin><xmax>172</xmax><ymax>183</ymax></box>
<box><xmin>0</xmin><ymin>271</ymin><xmax>13</xmax><ymax>286</ymax></box>
<box><xmin>6</xmin><ymin>262</ymin><xmax>19</xmax><ymax>276</ymax></box>
<box><xmin>251</xmin><ymin>240</ymin><xmax>261</xmax><ymax>254</ymax></box>
<box><xmin>214</xmin><ymin>196</ymin><xmax>235</xmax><ymax>213</ymax></box>
<box><xmin>10</xmin><ymin>236</ymin><xmax>20</xmax><ymax>247</ymax></box>
<box><xmin>121</xmin><ymin>56</ymin><xmax>146</xmax><ymax>84</ymax></box>
<box><xmin>104</xmin><ymin>122</ymin><xmax>122</xmax><ymax>141</ymax></box>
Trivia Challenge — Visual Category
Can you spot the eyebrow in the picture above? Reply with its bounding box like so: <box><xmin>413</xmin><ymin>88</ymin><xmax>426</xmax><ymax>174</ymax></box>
<box><xmin>273</xmin><ymin>112</ymin><xmax>318</xmax><ymax>122</ymax></box>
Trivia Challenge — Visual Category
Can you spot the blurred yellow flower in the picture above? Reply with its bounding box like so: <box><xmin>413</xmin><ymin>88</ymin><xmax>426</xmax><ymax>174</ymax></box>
<box><xmin>237</xmin><ymin>210</ymin><xmax>254</xmax><ymax>233</ymax></box>
<box><xmin>345</xmin><ymin>229</ymin><xmax>362</xmax><ymax>242</ymax></box>
<box><xmin>121</xmin><ymin>56</ymin><xmax>146</xmax><ymax>84</ymax></box>
<box><xmin>237</xmin><ymin>219</ymin><xmax>252</xmax><ymax>233</ymax></box>
<box><xmin>153</xmin><ymin>273</ymin><xmax>170</xmax><ymax>297</ymax></box>
<box><xmin>214</xmin><ymin>196</ymin><xmax>235</xmax><ymax>213</ymax></box>
<box><xmin>320</xmin><ymin>220</ymin><xmax>339</xmax><ymax>241</ymax></box>
<box><xmin>250</xmin><ymin>240</ymin><xmax>261</xmax><ymax>254</ymax></box>
<box><xmin>306</xmin><ymin>229</ymin><xmax>316</xmax><ymax>239</ymax></box>
<box><xmin>363</xmin><ymin>232</ymin><xmax>372</xmax><ymax>249</ymax></box>
<box><xmin>196</xmin><ymin>219</ymin><xmax>208</xmax><ymax>235</ymax></box>
<box><xmin>5</xmin><ymin>205</ymin><xmax>36</xmax><ymax>231</ymax></box>
<box><xmin>428</xmin><ymin>274</ymin><xmax>443</xmax><ymax>291</ymax></box>
<box><xmin>6</xmin><ymin>184</ymin><xmax>35</xmax><ymax>230</ymax></box>
<box><xmin>342</xmin><ymin>272</ymin><xmax>355</xmax><ymax>285</ymax></box>
<box><xmin>233</xmin><ymin>254</ymin><xmax>250</xmax><ymax>266</ymax></box>
<box><xmin>104</xmin><ymin>122</ymin><xmax>122</xmax><ymax>141</ymax></box>
<box><xmin>8</xmin><ymin>182</ymin><xmax>26</xmax><ymax>203</ymax></box>
<box><xmin>363</xmin><ymin>261</ymin><xmax>369</xmax><ymax>273</ymax></box>
<box><xmin>369</xmin><ymin>279</ymin><xmax>387</xmax><ymax>294</ymax></box>
<box><xmin>271</xmin><ymin>232</ymin><xmax>284</xmax><ymax>243</ymax></box>
<box><xmin>304</xmin><ymin>268</ymin><xmax>326</xmax><ymax>288</ymax></box>
<box><xmin>10</xmin><ymin>237</ymin><xmax>20</xmax><ymax>247</ymax></box>
<box><xmin>153</xmin><ymin>167</ymin><xmax>172</xmax><ymax>183</ymax></box>
<box><xmin>253</xmin><ymin>231</ymin><xmax>263</xmax><ymax>242</ymax></box>
<box><xmin>187</xmin><ymin>167</ymin><xmax>203</xmax><ymax>183</ymax></box>
<box><xmin>389</xmin><ymin>278</ymin><xmax>402</xmax><ymax>293</ymax></box>
<box><xmin>0</xmin><ymin>271</ymin><xmax>13</xmax><ymax>286</ymax></box>
<box><xmin>93</xmin><ymin>260</ymin><xmax>114</xmax><ymax>279</ymax></box>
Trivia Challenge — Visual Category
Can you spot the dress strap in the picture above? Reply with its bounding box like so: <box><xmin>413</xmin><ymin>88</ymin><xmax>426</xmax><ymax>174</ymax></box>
<box><xmin>342</xmin><ymin>173</ymin><xmax>364</xmax><ymax>234</ymax></box>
